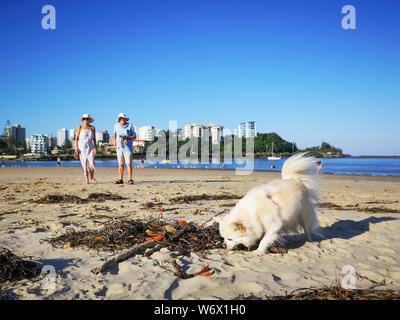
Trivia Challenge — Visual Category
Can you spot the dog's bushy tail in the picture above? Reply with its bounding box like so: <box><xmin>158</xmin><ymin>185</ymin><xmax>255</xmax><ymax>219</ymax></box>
<box><xmin>281</xmin><ymin>152</ymin><xmax>319</xmax><ymax>202</ymax></box>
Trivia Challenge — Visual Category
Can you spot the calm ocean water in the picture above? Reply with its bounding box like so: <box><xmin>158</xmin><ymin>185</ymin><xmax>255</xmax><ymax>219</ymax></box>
<box><xmin>2</xmin><ymin>157</ymin><xmax>400</xmax><ymax>177</ymax></box>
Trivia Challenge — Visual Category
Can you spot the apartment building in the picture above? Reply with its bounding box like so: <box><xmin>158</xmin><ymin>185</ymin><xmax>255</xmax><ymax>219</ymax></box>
<box><xmin>6</xmin><ymin>124</ymin><xmax>26</xmax><ymax>147</ymax></box>
<box><xmin>30</xmin><ymin>134</ymin><xmax>49</xmax><ymax>155</ymax></box>
<box><xmin>184</xmin><ymin>123</ymin><xmax>223</xmax><ymax>144</ymax></box>
<box><xmin>57</xmin><ymin>128</ymin><xmax>69</xmax><ymax>147</ymax></box>
<box><xmin>238</xmin><ymin>121</ymin><xmax>256</xmax><ymax>138</ymax></box>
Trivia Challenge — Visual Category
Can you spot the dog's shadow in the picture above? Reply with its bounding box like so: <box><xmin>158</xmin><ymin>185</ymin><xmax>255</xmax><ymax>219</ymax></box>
<box><xmin>282</xmin><ymin>216</ymin><xmax>398</xmax><ymax>250</ymax></box>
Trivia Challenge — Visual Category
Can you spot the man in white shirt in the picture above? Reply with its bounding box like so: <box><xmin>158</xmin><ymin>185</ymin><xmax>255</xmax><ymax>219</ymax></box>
<box><xmin>113</xmin><ymin>113</ymin><xmax>136</xmax><ymax>184</ymax></box>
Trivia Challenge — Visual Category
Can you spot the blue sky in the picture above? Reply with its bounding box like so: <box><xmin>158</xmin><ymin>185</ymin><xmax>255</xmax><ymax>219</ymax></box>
<box><xmin>0</xmin><ymin>0</ymin><xmax>399</xmax><ymax>155</ymax></box>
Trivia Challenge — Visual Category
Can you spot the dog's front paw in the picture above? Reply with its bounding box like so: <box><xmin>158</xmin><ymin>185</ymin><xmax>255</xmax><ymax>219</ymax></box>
<box><xmin>253</xmin><ymin>248</ymin><xmax>267</xmax><ymax>256</ymax></box>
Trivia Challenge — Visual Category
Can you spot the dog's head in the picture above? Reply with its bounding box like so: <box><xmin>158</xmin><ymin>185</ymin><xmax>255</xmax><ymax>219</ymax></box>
<box><xmin>214</xmin><ymin>211</ymin><xmax>259</xmax><ymax>250</ymax></box>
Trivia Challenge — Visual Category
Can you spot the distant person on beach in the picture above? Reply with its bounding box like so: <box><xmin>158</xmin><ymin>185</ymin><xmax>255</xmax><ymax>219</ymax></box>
<box><xmin>75</xmin><ymin>113</ymin><xmax>97</xmax><ymax>184</ymax></box>
<box><xmin>57</xmin><ymin>157</ymin><xmax>61</xmax><ymax>167</ymax></box>
<box><xmin>222</xmin><ymin>161</ymin><xmax>225</xmax><ymax>169</ymax></box>
<box><xmin>270</xmin><ymin>164</ymin><xmax>275</xmax><ymax>169</ymax></box>
<box><xmin>316</xmin><ymin>160</ymin><xmax>323</xmax><ymax>174</ymax></box>
<box><xmin>141</xmin><ymin>159</ymin><xmax>144</xmax><ymax>168</ymax></box>
<box><xmin>113</xmin><ymin>113</ymin><xmax>136</xmax><ymax>185</ymax></box>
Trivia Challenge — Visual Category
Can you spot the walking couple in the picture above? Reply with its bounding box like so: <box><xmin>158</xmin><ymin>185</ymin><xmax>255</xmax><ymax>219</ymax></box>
<box><xmin>74</xmin><ymin>113</ymin><xmax>136</xmax><ymax>185</ymax></box>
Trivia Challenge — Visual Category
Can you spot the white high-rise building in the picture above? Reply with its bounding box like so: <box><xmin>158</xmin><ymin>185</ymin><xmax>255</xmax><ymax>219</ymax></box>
<box><xmin>184</xmin><ymin>123</ymin><xmax>223</xmax><ymax>144</ymax></box>
<box><xmin>30</xmin><ymin>134</ymin><xmax>49</xmax><ymax>155</ymax></box>
<box><xmin>69</xmin><ymin>129</ymin><xmax>77</xmax><ymax>142</ymax></box>
<box><xmin>96</xmin><ymin>130</ymin><xmax>110</xmax><ymax>145</ymax></box>
<box><xmin>209</xmin><ymin>124</ymin><xmax>223</xmax><ymax>144</ymax></box>
<box><xmin>57</xmin><ymin>128</ymin><xmax>69</xmax><ymax>147</ymax></box>
<box><xmin>238</xmin><ymin>121</ymin><xmax>256</xmax><ymax>138</ymax></box>
<box><xmin>136</xmin><ymin>126</ymin><xmax>155</xmax><ymax>141</ymax></box>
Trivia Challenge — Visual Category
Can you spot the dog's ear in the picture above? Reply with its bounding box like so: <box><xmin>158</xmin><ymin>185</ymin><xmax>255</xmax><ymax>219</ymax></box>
<box><xmin>233</xmin><ymin>221</ymin><xmax>247</xmax><ymax>233</ymax></box>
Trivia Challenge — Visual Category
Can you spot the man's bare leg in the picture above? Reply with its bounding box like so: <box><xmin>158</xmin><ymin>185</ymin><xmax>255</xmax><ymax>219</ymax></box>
<box><xmin>127</xmin><ymin>164</ymin><xmax>132</xmax><ymax>181</ymax></box>
<box><xmin>119</xmin><ymin>165</ymin><xmax>124</xmax><ymax>180</ymax></box>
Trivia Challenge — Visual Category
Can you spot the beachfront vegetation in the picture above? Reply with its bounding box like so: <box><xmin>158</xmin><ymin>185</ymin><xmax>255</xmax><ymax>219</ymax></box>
<box><xmin>303</xmin><ymin>142</ymin><xmax>343</xmax><ymax>158</ymax></box>
<box><xmin>61</xmin><ymin>139</ymin><xmax>72</xmax><ymax>150</ymax></box>
<box><xmin>142</xmin><ymin>130</ymin><xmax>342</xmax><ymax>159</ymax></box>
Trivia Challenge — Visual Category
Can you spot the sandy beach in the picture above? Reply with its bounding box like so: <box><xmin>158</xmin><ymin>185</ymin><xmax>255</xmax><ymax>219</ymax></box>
<box><xmin>1</xmin><ymin>166</ymin><xmax>400</xmax><ymax>300</ymax></box>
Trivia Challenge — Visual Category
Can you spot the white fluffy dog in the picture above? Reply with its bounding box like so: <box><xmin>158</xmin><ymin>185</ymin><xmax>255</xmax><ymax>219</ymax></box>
<box><xmin>215</xmin><ymin>153</ymin><xmax>320</xmax><ymax>255</ymax></box>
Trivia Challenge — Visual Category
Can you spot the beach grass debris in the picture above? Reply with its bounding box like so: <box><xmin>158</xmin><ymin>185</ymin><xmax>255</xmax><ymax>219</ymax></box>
<box><xmin>169</xmin><ymin>193</ymin><xmax>242</xmax><ymax>204</ymax></box>
<box><xmin>0</xmin><ymin>248</ymin><xmax>41</xmax><ymax>284</ymax></box>
<box><xmin>233</xmin><ymin>286</ymin><xmax>400</xmax><ymax>300</ymax></box>
<box><xmin>34</xmin><ymin>192</ymin><xmax>126</xmax><ymax>204</ymax></box>
<box><xmin>317</xmin><ymin>201</ymin><xmax>400</xmax><ymax>214</ymax></box>
<box><xmin>46</xmin><ymin>218</ymin><xmax>225</xmax><ymax>255</ymax></box>
<box><xmin>91</xmin><ymin>226</ymin><xmax>192</xmax><ymax>274</ymax></box>
<box><xmin>234</xmin><ymin>269</ymin><xmax>398</xmax><ymax>300</ymax></box>
<box><xmin>140</xmin><ymin>193</ymin><xmax>244</xmax><ymax>210</ymax></box>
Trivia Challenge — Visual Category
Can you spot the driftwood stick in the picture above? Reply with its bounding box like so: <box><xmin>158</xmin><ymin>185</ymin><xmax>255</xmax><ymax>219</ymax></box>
<box><xmin>144</xmin><ymin>243</ymin><xmax>166</xmax><ymax>257</ymax></box>
<box><xmin>91</xmin><ymin>227</ymin><xmax>191</xmax><ymax>274</ymax></box>
<box><xmin>199</xmin><ymin>211</ymin><xmax>226</xmax><ymax>229</ymax></box>
<box><xmin>91</xmin><ymin>240</ymin><xmax>157</xmax><ymax>274</ymax></box>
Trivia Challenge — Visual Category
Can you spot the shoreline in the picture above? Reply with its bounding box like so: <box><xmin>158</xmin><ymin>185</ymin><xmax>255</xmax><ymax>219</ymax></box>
<box><xmin>1</xmin><ymin>166</ymin><xmax>400</xmax><ymax>181</ymax></box>
<box><xmin>3</xmin><ymin>155</ymin><xmax>400</xmax><ymax>163</ymax></box>
<box><xmin>1</xmin><ymin>164</ymin><xmax>400</xmax><ymax>178</ymax></box>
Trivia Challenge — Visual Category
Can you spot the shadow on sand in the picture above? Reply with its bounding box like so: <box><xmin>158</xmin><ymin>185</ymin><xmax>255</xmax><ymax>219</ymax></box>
<box><xmin>284</xmin><ymin>216</ymin><xmax>398</xmax><ymax>250</ymax></box>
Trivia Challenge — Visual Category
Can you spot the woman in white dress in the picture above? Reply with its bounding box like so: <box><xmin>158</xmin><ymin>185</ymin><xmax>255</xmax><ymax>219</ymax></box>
<box><xmin>75</xmin><ymin>114</ymin><xmax>97</xmax><ymax>184</ymax></box>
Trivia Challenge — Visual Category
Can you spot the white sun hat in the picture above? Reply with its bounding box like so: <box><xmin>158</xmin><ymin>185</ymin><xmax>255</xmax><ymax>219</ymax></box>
<box><xmin>80</xmin><ymin>113</ymin><xmax>94</xmax><ymax>123</ymax></box>
<box><xmin>116</xmin><ymin>113</ymin><xmax>130</xmax><ymax>121</ymax></box>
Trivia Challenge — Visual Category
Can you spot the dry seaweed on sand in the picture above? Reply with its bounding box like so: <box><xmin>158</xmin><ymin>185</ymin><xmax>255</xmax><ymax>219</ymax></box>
<box><xmin>47</xmin><ymin>219</ymin><xmax>150</xmax><ymax>251</ymax></box>
<box><xmin>0</xmin><ymin>248</ymin><xmax>41</xmax><ymax>283</ymax></box>
<box><xmin>169</xmin><ymin>193</ymin><xmax>242</xmax><ymax>204</ymax></box>
<box><xmin>34</xmin><ymin>192</ymin><xmax>126</xmax><ymax>204</ymax></box>
<box><xmin>233</xmin><ymin>286</ymin><xmax>400</xmax><ymax>300</ymax></box>
<box><xmin>317</xmin><ymin>202</ymin><xmax>400</xmax><ymax>214</ymax></box>
<box><xmin>35</xmin><ymin>194</ymin><xmax>84</xmax><ymax>204</ymax></box>
<box><xmin>46</xmin><ymin>218</ymin><xmax>225</xmax><ymax>255</ymax></box>
<box><xmin>233</xmin><ymin>273</ymin><xmax>400</xmax><ymax>300</ymax></box>
<box><xmin>139</xmin><ymin>193</ymin><xmax>243</xmax><ymax>210</ymax></box>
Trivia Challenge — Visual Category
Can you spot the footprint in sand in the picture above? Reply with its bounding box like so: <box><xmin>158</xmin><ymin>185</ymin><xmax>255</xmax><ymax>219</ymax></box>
<box><xmin>357</xmin><ymin>270</ymin><xmax>386</xmax><ymax>283</ymax></box>
<box><xmin>271</xmin><ymin>272</ymin><xmax>301</xmax><ymax>286</ymax></box>
<box><xmin>376</xmin><ymin>255</ymin><xmax>398</xmax><ymax>264</ymax></box>
<box><xmin>365</xmin><ymin>255</ymin><xmax>398</xmax><ymax>265</ymax></box>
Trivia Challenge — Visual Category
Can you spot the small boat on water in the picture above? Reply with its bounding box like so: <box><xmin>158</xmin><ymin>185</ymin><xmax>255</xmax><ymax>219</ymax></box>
<box><xmin>161</xmin><ymin>159</ymin><xmax>171</xmax><ymax>164</ymax></box>
<box><xmin>267</xmin><ymin>142</ymin><xmax>281</xmax><ymax>160</ymax></box>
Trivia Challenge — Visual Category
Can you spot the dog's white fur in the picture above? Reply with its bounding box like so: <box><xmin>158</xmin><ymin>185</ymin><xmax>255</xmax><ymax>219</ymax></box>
<box><xmin>216</xmin><ymin>153</ymin><xmax>319</xmax><ymax>255</ymax></box>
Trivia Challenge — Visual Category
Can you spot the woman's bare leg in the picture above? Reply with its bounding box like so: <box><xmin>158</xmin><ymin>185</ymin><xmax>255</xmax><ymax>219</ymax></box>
<box><xmin>84</xmin><ymin>160</ymin><xmax>89</xmax><ymax>184</ymax></box>
<box><xmin>89</xmin><ymin>165</ymin><xmax>96</xmax><ymax>183</ymax></box>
